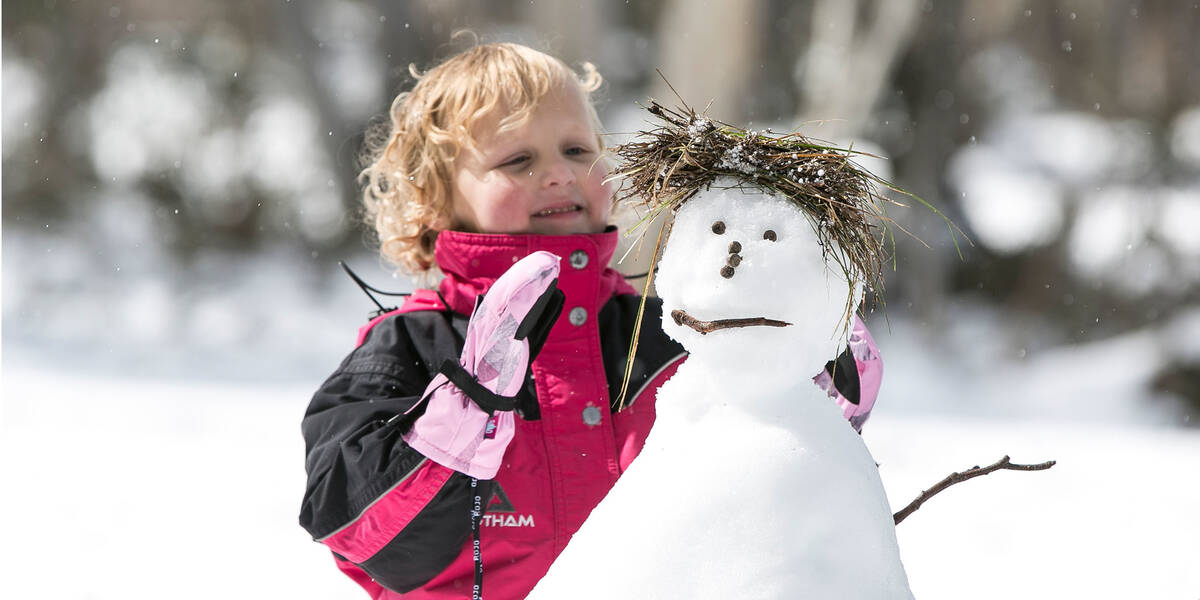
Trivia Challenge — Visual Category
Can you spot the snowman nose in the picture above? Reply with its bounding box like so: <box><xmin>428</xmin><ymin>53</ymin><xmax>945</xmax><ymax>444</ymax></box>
<box><xmin>721</xmin><ymin>240</ymin><xmax>743</xmax><ymax>278</ymax></box>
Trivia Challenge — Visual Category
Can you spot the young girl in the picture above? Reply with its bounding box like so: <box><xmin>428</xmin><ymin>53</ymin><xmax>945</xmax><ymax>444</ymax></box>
<box><xmin>299</xmin><ymin>42</ymin><xmax>881</xmax><ymax>600</ymax></box>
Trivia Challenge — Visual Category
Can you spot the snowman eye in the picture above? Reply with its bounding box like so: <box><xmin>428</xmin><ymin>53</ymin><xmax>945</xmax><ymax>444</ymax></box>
<box><xmin>711</xmin><ymin>221</ymin><xmax>726</xmax><ymax>234</ymax></box>
<box><xmin>763</xmin><ymin>230</ymin><xmax>777</xmax><ymax>241</ymax></box>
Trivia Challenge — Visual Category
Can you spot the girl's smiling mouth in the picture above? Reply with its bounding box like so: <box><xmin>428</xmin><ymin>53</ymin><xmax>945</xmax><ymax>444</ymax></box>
<box><xmin>533</xmin><ymin>203</ymin><xmax>583</xmax><ymax>218</ymax></box>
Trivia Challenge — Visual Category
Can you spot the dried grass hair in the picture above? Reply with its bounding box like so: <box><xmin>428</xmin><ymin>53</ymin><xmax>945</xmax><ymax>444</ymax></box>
<box><xmin>609</xmin><ymin>99</ymin><xmax>964</xmax><ymax>409</ymax></box>
<box><xmin>359</xmin><ymin>42</ymin><xmax>604</xmax><ymax>276</ymax></box>
<box><xmin>612</xmin><ymin>101</ymin><xmax>962</xmax><ymax>309</ymax></box>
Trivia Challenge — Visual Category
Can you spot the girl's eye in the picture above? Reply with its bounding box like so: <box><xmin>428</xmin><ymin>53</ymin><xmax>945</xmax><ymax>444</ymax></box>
<box><xmin>763</xmin><ymin>229</ymin><xmax>777</xmax><ymax>241</ymax></box>
<box><xmin>564</xmin><ymin>146</ymin><xmax>591</xmax><ymax>157</ymax></box>
<box><xmin>711</xmin><ymin>221</ymin><xmax>726</xmax><ymax>234</ymax></box>
<box><xmin>499</xmin><ymin>155</ymin><xmax>529</xmax><ymax>168</ymax></box>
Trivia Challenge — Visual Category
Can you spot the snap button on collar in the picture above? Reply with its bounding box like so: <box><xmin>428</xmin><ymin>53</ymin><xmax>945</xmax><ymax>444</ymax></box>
<box><xmin>569</xmin><ymin>249</ymin><xmax>589</xmax><ymax>270</ymax></box>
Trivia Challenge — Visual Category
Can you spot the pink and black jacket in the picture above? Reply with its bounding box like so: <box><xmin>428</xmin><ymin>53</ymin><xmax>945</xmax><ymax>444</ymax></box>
<box><xmin>299</xmin><ymin>228</ymin><xmax>881</xmax><ymax>599</ymax></box>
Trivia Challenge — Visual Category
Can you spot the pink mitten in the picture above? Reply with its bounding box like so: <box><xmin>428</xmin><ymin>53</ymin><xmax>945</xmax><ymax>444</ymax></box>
<box><xmin>402</xmin><ymin>251</ymin><xmax>563</xmax><ymax>480</ymax></box>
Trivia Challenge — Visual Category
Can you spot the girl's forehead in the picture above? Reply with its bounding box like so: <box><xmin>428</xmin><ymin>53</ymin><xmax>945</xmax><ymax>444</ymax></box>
<box><xmin>471</xmin><ymin>86</ymin><xmax>595</xmax><ymax>147</ymax></box>
<box><xmin>532</xmin><ymin>84</ymin><xmax>590</xmax><ymax>115</ymax></box>
<box><xmin>514</xmin><ymin>85</ymin><xmax>591</xmax><ymax>127</ymax></box>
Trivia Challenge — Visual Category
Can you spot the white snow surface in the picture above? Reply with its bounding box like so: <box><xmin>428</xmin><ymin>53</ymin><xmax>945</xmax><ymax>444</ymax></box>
<box><xmin>870</xmin><ymin>414</ymin><xmax>1200</xmax><ymax>600</ymax></box>
<box><xmin>0</xmin><ymin>367</ymin><xmax>365</xmax><ymax>599</ymax></box>
<box><xmin>3</xmin><ymin>365</ymin><xmax>1198</xmax><ymax>599</ymax></box>
<box><xmin>531</xmin><ymin>186</ymin><xmax>912</xmax><ymax>599</ymax></box>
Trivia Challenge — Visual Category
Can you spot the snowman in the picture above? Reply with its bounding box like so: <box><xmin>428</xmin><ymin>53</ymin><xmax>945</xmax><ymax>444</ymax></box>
<box><xmin>528</xmin><ymin>176</ymin><xmax>913</xmax><ymax>599</ymax></box>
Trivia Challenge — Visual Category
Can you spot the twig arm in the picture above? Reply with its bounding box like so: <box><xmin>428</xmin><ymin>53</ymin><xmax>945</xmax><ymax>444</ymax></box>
<box><xmin>893</xmin><ymin>455</ymin><xmax>1056</xmax><ymax>525</ymax></box>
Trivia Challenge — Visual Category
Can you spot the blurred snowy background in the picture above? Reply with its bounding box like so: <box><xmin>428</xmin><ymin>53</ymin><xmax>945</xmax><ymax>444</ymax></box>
<box><xmin>3</xmin><ymin>1</ymin><xmax>1198</xmax><ymax>598</ymax></box>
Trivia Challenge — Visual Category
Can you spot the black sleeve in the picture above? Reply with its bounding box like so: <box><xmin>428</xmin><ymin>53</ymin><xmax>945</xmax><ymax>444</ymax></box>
<box><xmin>298</xmin><ymin>311</ymin><xmax>480</xmax><ymax>592</ymax></box>
<box><xmin>823</xmin><ymin>346</ymin><xmax>862</xmax><ymax>406</ymax></box>
<box><xmin>597</xmin><ymin>295</ymin><xmax>687</xmax><ymax>410</ymax></box>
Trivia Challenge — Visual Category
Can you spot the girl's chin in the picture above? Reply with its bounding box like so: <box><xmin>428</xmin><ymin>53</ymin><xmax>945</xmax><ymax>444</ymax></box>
<box><xmin>527</xmin><ymin>214</ymin><xmax>608</xmax><ymax>235</ymax></box>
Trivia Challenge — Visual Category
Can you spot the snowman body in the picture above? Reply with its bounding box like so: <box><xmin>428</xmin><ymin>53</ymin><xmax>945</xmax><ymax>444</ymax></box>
<box><xmin>528</xmin><ymin>184</ymin><xmax>912</xmax><ymax>599</ymax></box>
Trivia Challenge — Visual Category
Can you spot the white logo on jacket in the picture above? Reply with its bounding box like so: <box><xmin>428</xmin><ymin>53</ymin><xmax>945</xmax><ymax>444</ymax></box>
<box><xmin>482</xmin><ymin>513</ymin><xmax>536</xmax><ymax>528</ymax></box>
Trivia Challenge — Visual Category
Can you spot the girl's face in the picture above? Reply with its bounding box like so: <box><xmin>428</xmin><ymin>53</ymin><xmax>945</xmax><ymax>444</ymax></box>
<box><xmin>449</xmin><ymin>85</ymin><xmax>612</xmax><ymax>236</ymax></box>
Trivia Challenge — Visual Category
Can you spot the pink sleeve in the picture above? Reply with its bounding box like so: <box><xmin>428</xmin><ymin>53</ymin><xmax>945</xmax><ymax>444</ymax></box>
<box><xmin>812</xmin><ymin>315</ymin><xmax>882</xmax><ymax>432</ymax></box>
<box><xmin>847</xmin><ymin>316</ymin><xmax>882</xmax><ymax>428</ymax></box>
<box><xmin>320</xmin><ymin>460</ymin><xmax>454</xmax><ymax>565</ymax></box>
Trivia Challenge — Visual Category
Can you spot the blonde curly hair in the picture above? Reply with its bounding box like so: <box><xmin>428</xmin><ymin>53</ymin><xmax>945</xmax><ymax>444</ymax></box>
<box><xmin>359</xmin><ymin>42</ymin><xmax>604</xmax><ymax>275</ymax></box>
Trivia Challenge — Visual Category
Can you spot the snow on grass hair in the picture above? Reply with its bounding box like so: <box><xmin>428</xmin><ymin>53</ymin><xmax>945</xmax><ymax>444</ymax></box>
<box><xmin>611</xmin><ymin>100</ymin><xmax>964</xmax><ymax>309</ymax></box>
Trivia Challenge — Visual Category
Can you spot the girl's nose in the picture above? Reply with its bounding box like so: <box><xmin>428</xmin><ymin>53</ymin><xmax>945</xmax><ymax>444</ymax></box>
<box><xmin>540</xmin><ymin>158</ymin><xmax>577</xmax><ymax>188</ymax></box>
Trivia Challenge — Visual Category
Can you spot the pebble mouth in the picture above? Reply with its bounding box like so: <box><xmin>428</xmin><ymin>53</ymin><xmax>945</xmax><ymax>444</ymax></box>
<box><xmin>670</xmin><ymin>309</ymin><xmax>792</xmax><ymax>335</ymax></box>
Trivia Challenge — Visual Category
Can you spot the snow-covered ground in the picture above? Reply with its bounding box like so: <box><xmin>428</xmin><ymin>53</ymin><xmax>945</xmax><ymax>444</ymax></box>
<box><xmin>0</xmin><ymin>367</ymin><xmax>363</xmax><ymax>599</ymax></box>
<box><xmin>869</xmin><ymin>414</ymin><xmax>1200</xmax><ymax>600</ymax></box>
<box><xmin>3</xmin><ymin>221</ymin><xmax>1197</xmax><ymax>598</ymax></box>
<box><xmin>2</xmin><ymin>361</ymin><xmax>1197</xmax><ymax>599</ymax></box>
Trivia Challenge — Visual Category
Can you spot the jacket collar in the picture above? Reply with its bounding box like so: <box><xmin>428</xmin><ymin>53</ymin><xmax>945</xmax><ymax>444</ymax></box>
<box><xmin>434</xmin><ymin>227</ymin><xmax>636</xmax><ymax>315</ymax></box>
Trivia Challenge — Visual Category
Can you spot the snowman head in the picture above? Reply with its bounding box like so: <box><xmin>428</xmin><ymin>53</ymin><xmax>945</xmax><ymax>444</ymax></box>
<box><xmin>607</xmin><ymin>104</ymin><xmax>934</xmax><ymax>373</ymax></box>
<box><xmin>656</xmin><ymin>180</ymin><xmax>863</xmax><ymax>370</ymax></box>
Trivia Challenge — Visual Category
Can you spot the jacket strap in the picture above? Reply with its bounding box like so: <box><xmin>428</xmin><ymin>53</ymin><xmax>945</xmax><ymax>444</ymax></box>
<box><xmin>438</xmin><ymin>359</ymin><xmax>518</xmax><ymax>415</ymax></box>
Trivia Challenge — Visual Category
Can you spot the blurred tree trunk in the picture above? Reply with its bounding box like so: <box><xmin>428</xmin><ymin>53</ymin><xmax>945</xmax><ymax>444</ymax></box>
<box><xmin>795</xmin><ymin>0</ymin><xmax>921</xmax><ymax>140</ymax></box>
<box><xmin>651</xmin><ymin>0</ymin><xmax>765</xmax><ymax>124</ymax></box>
<box><xmin>881</xmin><ymin>1</ymin><xmax>964</xmax><ymax>331</ymax></box>
<box><xmin>272</xmin><ymin>1</ymin><xmax>356</xmax><ymax>248</ymax></box>
<box><xmin>4</xmin><ymin>2</ymin><xmax>115</xmax><ymax>220</ymax></box>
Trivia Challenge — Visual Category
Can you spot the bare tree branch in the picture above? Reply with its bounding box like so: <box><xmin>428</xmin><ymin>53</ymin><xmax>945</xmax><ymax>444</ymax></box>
<box><xmin>893</xmin><ymin>455</ymin><xmax>1056</xmax><ymax>525</ymax></box>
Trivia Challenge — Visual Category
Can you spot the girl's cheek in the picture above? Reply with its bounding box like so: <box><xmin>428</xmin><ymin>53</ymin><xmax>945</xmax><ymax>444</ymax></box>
<box><xmin>586</xmin><ymin>167</ymin><xmax>612</xmax><ymax>196</ymax></box>
<box><xmin>488</xmin><ymin>173</ymin><xmax>525</xmax><ymax>195</ymax></box>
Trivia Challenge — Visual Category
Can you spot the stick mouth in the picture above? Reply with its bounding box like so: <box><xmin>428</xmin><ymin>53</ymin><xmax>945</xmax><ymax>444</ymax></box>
<box><xmin>670</xmin><ymin>309</ymin><xmax>792</xmax><ymax>335</ymax></box>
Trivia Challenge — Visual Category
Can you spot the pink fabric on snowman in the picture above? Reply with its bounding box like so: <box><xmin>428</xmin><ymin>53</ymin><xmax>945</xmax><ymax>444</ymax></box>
<box><xmin>812</xmin><ymin>315</ymin><xmax>882</xmax><ymax>432</ymax></box>
<box><xmin>403</xmin><ymin>251</ymin><xmax>563</xmax><ymax>480</ymax></box>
